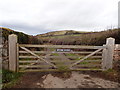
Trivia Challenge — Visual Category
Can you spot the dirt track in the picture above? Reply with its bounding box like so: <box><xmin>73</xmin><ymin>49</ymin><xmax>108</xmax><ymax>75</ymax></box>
<box><xmin>14</xmin><ymin>49</ymin><xmax>120</xmax><ymax>88</ymax></box>
<box><xmin>14</xmin><ymin>71</ymin><xmax>120</xmax><ymax>88</ymax></box>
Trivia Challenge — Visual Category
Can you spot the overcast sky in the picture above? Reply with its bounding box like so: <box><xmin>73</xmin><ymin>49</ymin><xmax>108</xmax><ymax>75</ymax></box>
<box><xmin>0</xmin><ymin>0</ymin><xmax>119</xmax><ymax>35</ymax></box>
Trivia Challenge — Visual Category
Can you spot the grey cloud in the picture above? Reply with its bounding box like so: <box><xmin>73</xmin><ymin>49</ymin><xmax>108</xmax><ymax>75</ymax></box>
<box><xmin>0</xmin><ymin>0</ymin><xmax>119</xmax><ymax>35</ymax></box>
<box><xmin>1</xmin><ymin>22</ymin><xmax>51</xmax><ymax>35</ymax></box>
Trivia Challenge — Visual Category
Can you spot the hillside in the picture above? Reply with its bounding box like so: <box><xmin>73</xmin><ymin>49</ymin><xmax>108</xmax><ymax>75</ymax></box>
<box><xmin>2</xmin><ymin>27</ymin><xmax>120</xmax><ymax>46</ymax></box>
<box><xmin>1</xmin><ymin>27</ymin><xmax>42</xmax><ymax>44</ymax></box>
<box><xmin>36</xmin><ymin>29</ymin><xmax>120</xmax><ymax>46</ymax></box>
<box><xmin>37</xmin><ymin>30</ymin><xmax>88</xmax><ymax>37</ymax></box>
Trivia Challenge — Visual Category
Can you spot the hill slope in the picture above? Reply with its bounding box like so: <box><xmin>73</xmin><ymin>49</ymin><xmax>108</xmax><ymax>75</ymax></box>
<box><xmin>36</xmin><ymin>29</ymin><xmax>120</xmax><ymax>46</ymax></box>
<box><xmin>37</xmin><ymin>30</ymin><xmax>88</xmax><ymax>37</ymax></box>
<box><xmin>2</xmin><ymin>27</ymin><xmax>120</xmax><ymax>46</ymax></box>
<box><xmin>1</xmin><ymin>27</ymin><xmax>42</xmax><ymax>44</ymax></box>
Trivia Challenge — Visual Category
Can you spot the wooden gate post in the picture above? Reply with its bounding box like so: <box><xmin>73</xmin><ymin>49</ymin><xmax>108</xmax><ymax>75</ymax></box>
<box><xmin>9</xmin><ymin>34</ymin><xmax>18</xmax><ymax>72</ymax></box>
<box><xmin>102</xmin><ymin>37</ymin><xmax>115</xmax><ymax>70</ymax></box>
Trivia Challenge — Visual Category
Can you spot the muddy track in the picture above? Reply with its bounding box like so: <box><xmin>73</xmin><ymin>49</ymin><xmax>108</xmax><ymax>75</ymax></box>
<box><xmin>13</xmin><ymin>71</ymin><xmax>120</xmax><ymax>88</ymax></box>
<box><xmin>14</xmin><ymin>48</ymin><xmax>120</xmax><ymax>88</ymax></box>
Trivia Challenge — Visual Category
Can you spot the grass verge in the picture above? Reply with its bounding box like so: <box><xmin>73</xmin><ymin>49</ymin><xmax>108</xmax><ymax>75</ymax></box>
<box><xmin>2</xmin><ymin>69</ymin><xmax>23</xmax><ymax>89</ymax></box>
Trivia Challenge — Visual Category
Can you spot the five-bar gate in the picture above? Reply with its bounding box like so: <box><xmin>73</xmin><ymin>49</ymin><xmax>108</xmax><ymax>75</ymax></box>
<box><xmin>8</xmin><ymin>34</ymin><xmax>115</xmax><ymax>72</ymax></box>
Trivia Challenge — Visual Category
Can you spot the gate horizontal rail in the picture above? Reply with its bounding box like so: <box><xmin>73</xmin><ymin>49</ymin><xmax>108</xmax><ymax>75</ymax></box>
<box><xmin>19</xmin><ymin>44</ymin><xmax>106</xmax><ymax>49</ymax></box>
<box><xmin>19</xmin><ymin>56</ymin><xmax>102</xmax><ymax>59</ymax></box>
<box><xmin>19</xmin><ymin>51</ymin><xmax>102</xmax><ymax>54</ymax></box>
<box><xmin>19</xmin><ymin>64</ymin><xmax>101</xmax><ymax>68</ymax></box>
<box><xmin>19</xmin><ymin>68</ymin><xmax>103</xmax><ymax>72</ymax></box>
<box><xmin>19</xmin><ymin>60</ymin><xmax>101</xmax><ymax>63</ymax></box>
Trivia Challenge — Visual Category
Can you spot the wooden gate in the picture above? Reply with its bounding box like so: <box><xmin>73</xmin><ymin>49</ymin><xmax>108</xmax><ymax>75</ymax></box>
<box><xmin>18</xmin><ymin>44</ymin><xmax>105</xmax><ymax>72</ymax></box>
<box><xmin>8</xmin><ymin>34</ymin><xmax>115</xmax><ymax>72</ymax></box>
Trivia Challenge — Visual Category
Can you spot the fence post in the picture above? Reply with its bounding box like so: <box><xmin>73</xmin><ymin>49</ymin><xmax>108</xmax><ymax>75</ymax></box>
<box><xmin>9</xmin><ymin>34</ymin><xmax>18</xmax><ymax>72</ymax></box>
<box><xmin>114</xmin><ymin>44</ymin><xmax>120</xmax><ymax>60</ymax></box>
<box><xmin>102</xmin><ymin>37</ymin><xmax>115</xmax><ymax>70</ymax></box>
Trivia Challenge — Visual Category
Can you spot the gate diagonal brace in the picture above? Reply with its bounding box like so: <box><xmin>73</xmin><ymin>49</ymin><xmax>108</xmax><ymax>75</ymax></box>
<box><xmin>69</xmin><ymin>48</ymin><xmax>103</xmax><ymax>69</ymax></box>
<box><xmin>20</xmin><ymin>46</ymin><xmax>57</xmax><ymax>68</ymax></box>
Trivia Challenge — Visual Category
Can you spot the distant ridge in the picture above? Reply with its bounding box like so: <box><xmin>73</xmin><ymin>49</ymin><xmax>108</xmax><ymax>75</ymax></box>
<box><xmin>36</xmin><ymin>30</ymin><xmax>88</xmax><ymax>37</ymax></box>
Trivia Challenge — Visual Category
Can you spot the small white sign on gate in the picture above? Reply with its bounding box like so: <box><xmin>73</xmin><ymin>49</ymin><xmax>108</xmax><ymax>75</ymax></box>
<box><xmin>56</xmin><ymin>49</ymin><xmax>71</xmax><ymax>52</ymax></box>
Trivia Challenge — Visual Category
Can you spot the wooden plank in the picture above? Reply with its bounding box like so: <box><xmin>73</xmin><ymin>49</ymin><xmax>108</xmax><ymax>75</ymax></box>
<box><xmin>28</xmin><ymin>56</ymin><xmax>80</xmax><ymax>58</ymax></box>
<box><xmin>19</xmin><ymin>60</ymin><xmax>77</xmax><ymax>64</ymax></box>
<box><xmin>19</xmin><ymin>60</ymin><xmax>40</xmax><ymax>63</ymax></box>
<box><xmin>20</xmin><ymin>46</ymin><xmax>57</xmax><ymax>68</ymax></box>
<box><xmin>19</xmin><ymin>64</ymin><xmax>69</xmax><ymax>68</ymax></box>
<box><xmin>70</xmin><ymin>49</ymin><xmax>103</xmax><ymax>68</ymax></box>
<box><xmin>71</xmin><ymin>68</ymin><xmax>102</xmax><ymax>71</ymax></box>
<box><xmin>19</xmin><ymin>44</ymin><xmax>106</xmax><ymax>49</ymax></box>
<box><xmin>19</xmin><ymin>56</ymin><xmax>38</xmax><ymax>58</ymax></box>
<box><xmin>19</xmin><ymin>68</ymin><xmax>102</xmax><ymax>72</ymax></box>
<box><xmin>19</xmin><ymin>51</ymin><xmax>102</xmax><ymax>54</ymax></box>
<box><xmin>19</xmin><ymin>65</ymin><xmax>52</xmax><ymax>68</ymax></box>
<box><xmin>19</xmin><ymin>69</ymin><xmax>61</xmax><ymax>72</ymax></box>
<box><xmin>19</xmin><ymin>60</ymin><xmax>101</xmax><ymax>63</ymax></box>
<box><xmin>51</xmin><ymin>56</ymin><xmax>102</xmax><ymax>59</ymax></box>
<box><xmin>19</xmin><ymin>56</ymin><xmax>102</xmax><ymax>59</ymax></box>
<box><xmin>74</xmin><ymin>64</ymin><xmax>101</xmax><ymax>67</ymax></box>
<box><xmin>84</xmin><ymin>60</ymin><xmax>101</xmax><ymax>62</ymax></box>
<box><xmin>19</xmin><ymin>63</ymin><xmax>101</xmax><ymax>68</ymax></box>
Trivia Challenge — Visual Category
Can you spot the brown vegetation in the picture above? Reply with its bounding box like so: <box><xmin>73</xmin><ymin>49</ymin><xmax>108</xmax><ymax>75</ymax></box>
<box><xmin>37</xmin><ymin>29</ymin><xmax>120</xmax><ymax>46</ymax></box>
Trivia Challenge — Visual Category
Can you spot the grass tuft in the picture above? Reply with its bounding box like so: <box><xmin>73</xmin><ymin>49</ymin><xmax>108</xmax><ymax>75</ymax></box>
<box><xmin>2</xmin><ymin>69</ymin><xmax>23</xmax><ymax>88</ymax></box>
